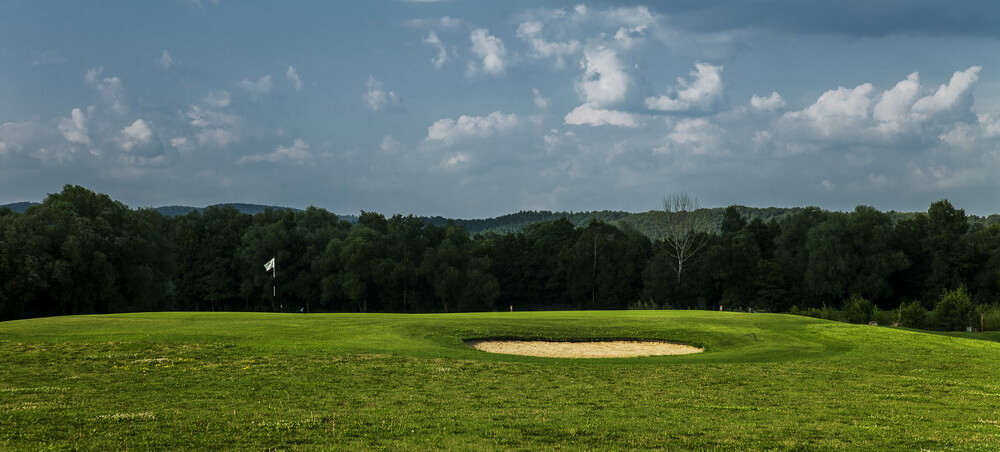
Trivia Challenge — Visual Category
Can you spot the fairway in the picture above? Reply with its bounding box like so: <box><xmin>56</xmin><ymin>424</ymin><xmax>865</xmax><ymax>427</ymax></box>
<box><xmin>1</xmin><ymin>311</ymin><xmax>998</xmax><ymax>450</ymax></box>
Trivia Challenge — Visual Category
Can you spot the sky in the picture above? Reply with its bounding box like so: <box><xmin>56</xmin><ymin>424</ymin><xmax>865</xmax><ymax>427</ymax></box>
<box><xmin>2</xmin><ymin>1</ymin><xmax>1000</xmax><ymax>218</ymax></box>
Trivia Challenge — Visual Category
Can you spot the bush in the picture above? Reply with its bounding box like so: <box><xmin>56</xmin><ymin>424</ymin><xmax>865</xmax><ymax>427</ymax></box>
<box><xmin>976</xmin><ymin>304</ymin><xmax>1000</xmax><ymax>331</ymax></box>
<box><xmin>790</xmin><ymin>304</ymin><xmax>837</xmax><ymax>321</ymax></box>
<box><xmin>628</xmin><ymin>298</ymin><xmax>671</xmax><ymax>310</ymax></box>
<box><xmin>933</xmin><ymin>286</ymin><xmax>974</xmax><ymax>331</ymax></box>
<box><xmin>897</xmin><ymin>300</ymin><xmax>929</xmax><ymax>329</ymax></box>
<box><xmin>843</xmin><ymin>294</ymin><xmax>875</xmax><ymax>324</ymax></box>
<box><xmin>874</xmin><ymin>309</ymin><xmax>896</xmax><ymax>326</ymax></box>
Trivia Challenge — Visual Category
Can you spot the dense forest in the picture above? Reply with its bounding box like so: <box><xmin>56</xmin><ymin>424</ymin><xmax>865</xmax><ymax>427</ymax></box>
<box><xmin>1</xmin><ymin>185</ymin><xmax>998</xmax><ymax>330</ymax></box>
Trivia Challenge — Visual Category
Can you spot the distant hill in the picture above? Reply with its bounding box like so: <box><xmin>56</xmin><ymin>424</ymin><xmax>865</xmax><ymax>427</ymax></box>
<box><xmin>151</xmin><ymin>203</ymin><xmax>303</xmax><ymax>217</ymax></box>
<box><xmin>0</xmin><ymin>202</ymin><xmax>38</xmax><ymax>213</ymax></box>
<box><xmin>6</xmin><ymin>199</ymin><xmax>999</xmax><ymax>239</ymax></box>
<box><xmin>422</xmin><ymin>210</ymin><xmax>632</xmax><ymax>234</ymax></box>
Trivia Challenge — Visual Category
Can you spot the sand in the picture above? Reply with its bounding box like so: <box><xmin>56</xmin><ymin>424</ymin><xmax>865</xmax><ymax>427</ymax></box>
<box><xmin>466</xmin><ymin>340</ymin><xmax>703</xmax><ymax>358</ymax></box>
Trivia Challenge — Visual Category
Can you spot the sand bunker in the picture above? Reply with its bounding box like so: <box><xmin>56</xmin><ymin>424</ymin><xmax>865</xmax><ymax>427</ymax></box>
<box><xmin>467</xmin><ymin>340</ymin><xmax>703</xmax><ymax>358</ymax></box>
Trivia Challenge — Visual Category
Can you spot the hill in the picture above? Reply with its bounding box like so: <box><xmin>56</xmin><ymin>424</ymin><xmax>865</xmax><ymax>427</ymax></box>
<box><xmin>1</xmin><ymin>311</ymin><xmax>997</xmax><ymax>449</ymax></box>
<box><xmin>0</xmin><ymin>202</ymin><xmax>38</xmax><ymax>213</ymax></box>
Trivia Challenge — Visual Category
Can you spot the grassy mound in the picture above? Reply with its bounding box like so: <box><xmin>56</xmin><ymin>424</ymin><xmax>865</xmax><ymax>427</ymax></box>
<box><xmin>1</xmin><ymin>311</ymin><xmax>998</xmax><ymax>450</ymax></box>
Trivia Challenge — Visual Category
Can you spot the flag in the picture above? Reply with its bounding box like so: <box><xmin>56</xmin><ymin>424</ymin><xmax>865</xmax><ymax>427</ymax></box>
<box><xmin>264</xmin><ymin>257</ymin><xmax>275</xmax><ymax>272</ymax></box>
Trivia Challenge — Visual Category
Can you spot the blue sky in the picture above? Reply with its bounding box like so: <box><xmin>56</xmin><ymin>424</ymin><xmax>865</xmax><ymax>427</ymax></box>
<box><xmin>2</xmin><ymin>1</ymin><xmax>1000</xmax><ymax>217</ymax></box>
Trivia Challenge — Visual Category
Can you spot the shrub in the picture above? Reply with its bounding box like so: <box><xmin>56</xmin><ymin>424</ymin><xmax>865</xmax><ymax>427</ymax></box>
<box><xmin>897</xmin><ymin>300</ymin><xmax>929</xmax><ymax>329</ymax></box>
<box><xmin>976</xmin><ymin>304</ymin><xmax>1000</xmax><ymax>331</ymax></box>
<box><xmin>874</xmin><ymin>309</ymin><xmax>896</xmax><ymax>326</ymax></box>
<box><xmin>843</xmin><ymin>294</ymin><xmax>875</xmax><ymax>324</ymax></box>
<box><xmin>933</xmin><ymin>286</ymin><xmax>974</xmax><ymax>331</ymax></box>
<box><xmin>790</xmin><ymin>304</ymin><xmax>836</xmax><ymax>321</ymax></box>
<box><xmin>628</xmin><ymin>298</ymin><xmax>671</xmax><ymax>310</ymax></box>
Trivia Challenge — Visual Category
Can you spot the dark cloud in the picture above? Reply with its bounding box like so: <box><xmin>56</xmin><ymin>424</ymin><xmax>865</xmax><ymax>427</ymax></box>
<box><xmin>643</xmin><ymin>0</ymin><xmax>1000</xmax><ymax>38</ymax></box>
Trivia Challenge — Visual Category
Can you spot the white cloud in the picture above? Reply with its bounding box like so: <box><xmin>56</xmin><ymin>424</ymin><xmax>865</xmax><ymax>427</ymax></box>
<box><xmin>873</xmin><ymin>72</ymin><xmax>919</xmax><ymax>124</ymax></box>
<box><xmin>170</xmin><ymin>137</ymin><xmax>188</xmax><ymax>148</ymax></box>
<box><xmin>197</xmin><ymin>128</ymin><xmax>236</xmax><ymax>148</ymax></box>
<box><xmin>85</xmin><ymin>67</ymin><xmax>127</xmax><ymax>114</ymax></box>
<box><xmin>426</xmin><ymin>111</ymin><xmax>519</xmax><ymax>144</ymax></box>
<box><xmin>238</xmin><ymin>75</ymin><xmax>273</xmax><ymax>98</ymax></box>
<box><xmin>363</xmin><ymin>76</ymin><xmax>399</xmax><ymax>111</ymax></box>
<box><xmin>466</xmin><ymin>28</ymin><xmax>508</xmax><ymax>77</ymax></box>
<box><xmin>750</xmin><ymin>92</ymin><xmax>785</xmax><ymax>112</ymax></box>
<box><xmin>645</xmin><ymin>63</ymin><xmax>724</xmax><ymax>113</ymax></box>
<box><xmin>58</xmin><ymin>108</ymin><xmax>90</xmax><ymax>145</ymax></box>
<box><xmin>783</xmin><ymin>83</ymin><xmax>873</xmax><ymax>136</ymax></box>
<box><xmin>286</xmin><ymin>66</ymin><xmax>302</xmax><ymax>91</ymax></box>
<box><xmin>575</xmin><ymin>46</ymin><xmax>629</xmax><ymax>108</ymax></box>
<box><xmin>202</xmin><ymin>89</ymin><xmax>232</xmax><ymax>108</ymax></box>
<box><xmin>405</xmin><ymin>16</ymin><xmax>465</xmax><ymax>30</ymax></box>
<box><xmin>516</xmin><ymin>21</ymin><xmax>580</xmax><ymax>69</ymax></box>
<box><xmin>601</xmin><ymin>6</ymin><xmax>657</xmax><ymax>28</ymax></box>
<box><xmin>184</xmin><ymin>104</ymin><xmax>240</xmax><ymax>148</ymax></box>
<box><xmin>156</xmin><ymin>50</ymin><xmax>173</xmax><ymax>69</ymax></box>
<box><xmin>563</xmin><ymin>104</ymin><xmax>639</xmax><ymax>128</ymax></box>
<box><xmin>118</xmin><ymin>119</ymin><xmax>153</xmax><ymax>151</ymax></box>
<box><xmin>238</xmin><ymin>138</ymin><xmax>311</xmax><ymax>164</ymax></box>
<box><xmin>911</xmin><ymin>66</ymin><xmax>980</xmax><ymax>115</ymax></box>
<box><xmin>658</xmin><ymin>118</ymin><xmax>729</xmax><ymax>156</ymax></box>
<box><xmin>532</xmin><ymin>88</ymin><xmax>551</xmax><ymax>110</ymax></box>
<box><xmin>379</xmin><ymin>135</ymin><xmax>405</xmax><ymax>154</ymax></box>
<box><xmin>423</xmin><ymin>31</ymin><xmax>449</xmax><ymax>69</ymax></box>
<box><xmin>442</xmin><ymin>152</ymin><xmax>471</xmax><ymax>170</ymax></box>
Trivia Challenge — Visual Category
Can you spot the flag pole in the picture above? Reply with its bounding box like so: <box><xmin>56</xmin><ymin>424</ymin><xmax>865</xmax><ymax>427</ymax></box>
<box><xmin>265</xmin><ymin>257</ymin><xmax>277</xmax><ymax>312</ymax></box>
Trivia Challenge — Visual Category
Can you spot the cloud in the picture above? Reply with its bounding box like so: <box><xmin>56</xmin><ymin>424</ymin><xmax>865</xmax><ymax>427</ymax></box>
<box><xmin>782</xmin><ymin>83</ymin><xmax>874</xmax><ymax>136</ymax></box>
<box><xmin>516</xmin><ymin>21</ymin><xmax>581</xmax><ymax>69</ymax></box>
<box><xmin>238</xmin><ymin>75</ymin><xmax>273</xmax><ymax>98</ymax></box>
<box><xmin>156</xmin><ymin>50</ymin><xmax>173</xmax><ymax>69</ymax></box>
<box><xmin>873</xmin><ymin>73</ymin><xmax>919</xmax><ymax>124</ymax></box>
<box><xmin>466</xmin><ymin>28</ymin><xmax>508</xmax><ymax>77</ymax></box>
<box><xmin>750</xmin><ymin>92</ymin><xmax>785</xmax><ymax>112</ymax></box>
<box><xmin>575</xmin><ymin>46</ymin><xmax>629</xmax><ymax>108</ymax></box>
<box><xmin>911</xmin><ymin>66</ymin><xmax>980</xmax><ymax>115</ymax></box>
<box><xmin>426</xmin><ymin>111</ymin><xmax>519</xmax><ymax>144</ymax></box>
<box><xmin>645</xmin><ymin>63</ymin><xmax>724</xmax><ymax>113</ymax></box>
<box><xmin>532</xmin><ymin>88</ymin><xmax>551</xmax><ymax>110</ymax></box>
<box><xmin>118</xmin><ymin>119</ymin><xmax>153</xmax><ymax>151</ymax></box>
<box><xmin>656</xmin><ymin>118</ymin><xmax>729</xmax><ymax>156</ymax></box>
<box><xmin>58</xmin><ymin>108</ymin><xmax>91</xmax><ymax>145</ymax></box>
<box><xmin>286</xmin><ymin>66</ymin><xmax>302</xmax><ymax>91</ymax></box>
<box><xmin>563</xmin><ymin>104</ymin><xmax>639</xmax><ymax>128</ymax></box>
<box><xmin>184</xmin><ymin>104</ymin><xmax>240</xmax><ymax>148</ymax></box>
<box><xmin>379</xmin><ymin>135</ymin><xmax>405</xmax><ymax>154</ymax></box>
<box><xmin>85</xmin><ymin>67</ymin><xmax>127</xmax><ymax>114</ymax></box>
<box><xmin>170</xmin><ymin>137</ymin><xmax>188</xmax><ymax>149</ymax></box>
<box><xmin>363</xmin><ymin>76</ymin><xmax>399</xmax><ymax>111</ymax></box>
<box><xmin>404</xmin><ymin>16</ymin><xmax>465</xmax><ymax>30</ymax></box>
<box><xmin>648</xmin><ymin>1</ymin><xmax>1000</xmax><ymax>39</ymax></box>
<box><xmin>769</xmin><ymin>66</ymin><xmax>986</xmax><ymax>156</ymax></box>
<box><xmin>441</xmin><ymin>152</ymin><xmax>471</xmax><ymax>170</ymax></box>
<box><xmin>202</xmin><ymin>89</ymin><xmax>232</xmax><ymax>108</ymax></box>
<box><xmin>238</xmin><ymin>138</ymin><xmax>311</xmax><ymax>164</ymax></box>
<box><xmin>422</xmin><ymin>31</ymin><xmax>448</xmax><ymax>69</ymax></box>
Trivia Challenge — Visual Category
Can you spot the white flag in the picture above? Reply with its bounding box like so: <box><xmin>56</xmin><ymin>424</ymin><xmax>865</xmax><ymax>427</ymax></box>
<box><xmin>264</xmin><ymin>257</ymin><xmax>275</xmax><ymax>272</ymax></box>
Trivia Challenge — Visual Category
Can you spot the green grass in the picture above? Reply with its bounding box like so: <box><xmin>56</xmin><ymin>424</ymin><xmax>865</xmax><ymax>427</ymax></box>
<box><xmin>1</xmin><ymin>311</ymin><xmax>998</xmax><ymax>450</ymax></box>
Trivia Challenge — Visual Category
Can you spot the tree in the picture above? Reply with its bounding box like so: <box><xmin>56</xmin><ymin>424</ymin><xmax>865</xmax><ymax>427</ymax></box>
<box><xmin>659</xmin><ymin>194</ymin><xmax>709</xmax><ymax>283</ymax></box>
<box><xmin>805</xmin><ymin>206</ymin><xmax>908</xmax><ymax>304</ymax></box>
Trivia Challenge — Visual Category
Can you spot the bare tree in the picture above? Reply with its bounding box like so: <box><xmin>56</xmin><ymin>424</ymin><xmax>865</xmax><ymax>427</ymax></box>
<box><xmin>660</xmin><ymin>194</ymin><xmax>709</xmax><ymax>283</ymax></box>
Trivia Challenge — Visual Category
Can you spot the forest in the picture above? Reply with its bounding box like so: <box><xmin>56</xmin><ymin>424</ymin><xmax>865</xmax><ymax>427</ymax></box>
<box><xmin>1</xmin><ymin>184</ymin><xmax>998</xmax><ymax>330</ymax></box>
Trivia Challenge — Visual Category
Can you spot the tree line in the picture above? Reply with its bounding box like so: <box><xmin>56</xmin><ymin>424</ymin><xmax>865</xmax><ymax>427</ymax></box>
<box><xmin>1</xmin><ymin>185</ymin><xmax>998</xmax><ymax>330</ymax></box>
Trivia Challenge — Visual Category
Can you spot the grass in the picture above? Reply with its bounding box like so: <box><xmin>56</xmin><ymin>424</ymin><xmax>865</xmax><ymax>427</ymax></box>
<box><xmin>0</xmin><ymin>310</ymin><xmax>998</xmax><ymax>450</ymax></box>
